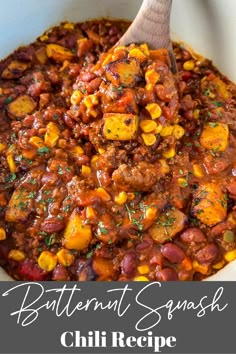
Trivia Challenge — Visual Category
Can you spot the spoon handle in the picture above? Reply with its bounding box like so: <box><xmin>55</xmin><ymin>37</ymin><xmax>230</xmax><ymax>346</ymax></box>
<box><xmin>118</xmin><ymin>0</ymin><xmax>172</xmax><ymax>49</ymax></box>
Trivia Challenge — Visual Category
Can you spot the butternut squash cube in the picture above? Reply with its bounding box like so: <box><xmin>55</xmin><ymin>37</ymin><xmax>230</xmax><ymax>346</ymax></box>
<box><xmin>149</xmin><ymin>208</ymin><xmax>187</xmax><ymax>244</ymax></box>
<box><xmin>200</xmin><ymin>122</ymin><xmax>229</xmax><ymax>152</ymax></box>
<box><xmin>192</xmin><ymin>183</ymin><xmax>227</xmax><ymax>226</ymax></box>
<box><xmin>5</xmin><ymin>189</ymin><xmax>33</xmax><ymax>222</ymax></box>
<box><xmin>105</xmin><ymin>58</ymin><xmax>142</xmax><ymax>87</ymax></box>
<box><xmin>1</xmin><ymin>60</ymin><xmax>29</xmax><ymax>79</ymax></box>
<box><xmin>212</xmin><ymin>77</ymin><xmax>229</xmax><ymax>99</ymax></box>
<box><xmin>35</xmin><ymin>47</ymin><xmax>48</xmax><ymax>65</ymax></box>
<box><xmin>92</xmin><ymin>257</ymin><xmax>114</xmax><ymax>279</ymax></box>
<box><xmin>63</xmin><ymin>210</ymin><xmax>92</xmax><ymax>250</ymax></box>
<box><xmin>103</xmin><ymin>113</ymin><xmax>138</xmax><ymax>140</ymax></box>
<box><xmin>7</xmin><ymin>95</ymin><xmax>37</xmax><ymax>119</ymax></box>
<box><xmin>46</xmin><ymin>44</ymin><xmax>74</xmax><ymax>62</ymax></box>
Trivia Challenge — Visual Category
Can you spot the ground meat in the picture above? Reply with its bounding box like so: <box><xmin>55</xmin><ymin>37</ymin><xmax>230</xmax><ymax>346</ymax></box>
<box><xmin>112</xmin><ymin>161</ymin><xmax>160</xmax><ymax>192</ymax></box>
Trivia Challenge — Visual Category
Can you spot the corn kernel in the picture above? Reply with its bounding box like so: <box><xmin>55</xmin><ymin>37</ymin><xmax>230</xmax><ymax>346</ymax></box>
<box><xmin>172</xmin><ymin>125</ymin><xmax>185</xmax><ymax>139</ymax></box>
<box><xmin>193</xmin><ymin>163</ymin><xmax>204</xmax><ymax>178</ymax></box>
<box><xmin>145</xmin><ymin>69</ymin><xmax>160</xmax><ymax>85</ymax></box>
<box><xmin>146</xmin><ymin>103</ymin><xmax>162</xmax><ymax>119</ymax></box>
<box><xmin>38</xmin><ymin>251</ymin><xmax>57</xmax><ymax>272</ymax></box>
<box><xmin>137</xmin><ymin>265</ymin><xmax>150</xmax><ymax>275</ymax></box>
<box><xmin>96</xmin><ymin>187</ymin><xmax>111</xmax><ymax>201</ymax></box>
<box><xmin>212</xmin><ymin>260</ymin><xmax>225</xmax><ymax>270</ymax></box>
<box><xmin>7</xmin><ymin>154</ymin><xmax>16</xmax><ymax>173</ymax></box>
<box><xmin>208</xmin><ymin>91</ymin><xmax>216</xmax><ymax>99</ymax></box>
<box><xmin>70</xmin><ymin>90</ymin><xmax>84</xmax><ymax>105</ymax></box>
<box><xmin>193</xmin><ymin>109</ymin><xmax>200</xmax><ymax>119</ymax></box>
<box><xmin>88</xmin><ymin>109</ymin><xmax>98</xmax><ymax>118</ymax></box>
<box><xmin>160</xmin><ymin>125</ymin><xmax>174</xmax><ymax>137</ymax></box>
<box><xmin>0</xmin><ymin>87</ymin><xmax>3</xmax><ymax>95</ymax></box>
<box><xmin>183</xmin><ymin>60</ymin><xmax>195</xmax><ymax>71</ymax></box>
<box><xmin>40</xmin><ymin>34</ymin><xmax>49</xmax><ymax>42</ymax></box>
<box><xmin>133</xmin><ymin>276</ymin><xmax>149</xmax><ymax>281</ymax></box>
<box><xmin>140</xmin><ymin>43</ymin><xmax>150</xmax><ymax>56</ymax></box>
<box><xmin>128</xmin><ymin>48</ymin><xmax>147</xmax><ymax>62</ymax></box>
<box><xmin>140</xmin><ymin>120</ymin><xmax>157</xmax><ymax>133</ymax></box>
<box><xmin>224</xmin><ymin>249</ymin><xmax>236</xmax><ymax>262</ymax></box>
<box><xmin>91</xmin><ymin>155</ymin><xmax>99</xmax><ymax>169</ymax></box>
<box><xmin>98</xmin><ymin>148</ymin><xmax>105</xmax><ymax>154</ymax></box>
<box><xmin>115</xmin><ymin>191</ymin><xmax>128</xmax><ymax>205</ymax></box>
<box><xmin>159</xmin><ymin>159</ymin><xmax>170</xmax><ymax>175</ymax></box>
<box><xmin>145</xmin><ymin>207</ymin><xmax>158</xmax><ymax>221</ymax></box>
<box><xmin>29</xmin><ymin>136</ymin><xmax>45</xmax><ymax>148</ymax></box>
<box><xmin>8</xmin><ymin>249</ymin><xmax>26</xmax><ymax>262</ymax></box>
<box><xmin>44</xmin><ymin>122</ymin><xmax>60</xmax><ymax>148</ymax></box>
<box><xmin>162</xmin><ymin>148</ymin><xmax>176</xmax><ymax>159</ymax></box>
<box><xmin>193</xmin><ymin>260</ymin><xmax>209</xmax><ymax>274</ymax></box>
<box><xmin>81</xmin><ymin>165</ymin><xmax>91</xmax><ymax>176</ymax></box>
<box><xmin>154</xmin><ymin>124</ymin><xmax>163</xmax><ymax>134</ymax></box>
<box><xmin>142</xmin><ymin>133</ymin><xmax>157</xmax><ymax>146</ymax></box>
<box><xmin>57</xmin><ymin>248</ymin><xmax>75</xmax><ymax>267</ymax></box>
<box><xmin>0</xmin><ymin>143</ymin><xmax>7</xmax><ymax>153</ymax></box>
<box><xmin>145</xmin><ymin>83</ymin><xmax>154</xmax><ymax>91</ymax></box>
<box><xmin>0</xmin><ymin>227</ymin><xmax>6</xmax><ymax>240</ymax></box>
<box><xmin>83</xmin><ymin>94</ymin><xmax>99</xmax><ymax>109</ymax></box>
<box><xmin>69</xmin><ymin>145</ymin><xmax>84</xmax><ymax>156</ymax></box>
<box><xmin>86</xmin><ymin>206</ymin><xmax>96</xmax><ymax>220</ymax></box>
<box><xmin>63</xmin><ymin>22</ymin><xmax>75</xmax><ymax>29</ymax></box>
<box><xmin>178</xmin><ymin>178</ymin><xmax>188</xmax><ymax>188</ymax></box>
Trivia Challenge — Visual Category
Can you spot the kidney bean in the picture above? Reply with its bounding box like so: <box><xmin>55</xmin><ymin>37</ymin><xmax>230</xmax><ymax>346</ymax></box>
<box><xmin>161</xmin><ymin>243</ymin><xmax>185</xmax><ymax>264</ymax></box>
<box><xmin>18</xmin><ymin>259</ymin><xmax>49</xmax><ymax>281</ymax></box>
<box><xmin>52</xmin><ymin>264</ymin><xmax>70</xmax><ymax>281</ymax></box>
<box><xmin>156</xmin><ymin>268</ymin><xmax>178</xmax><ymax>281</ymax></box>
<box><xmin>181</xmin><ymin>71</ymin><xmax>193</xmax><ymax>81</ymax></box>
<box><xmin>195</xmin><ymin>244</ymin><xmax>218</xmax><ymax>264</ymax></box>
<box><xmin>64</xmin><ymin>114</ymin><xmax>76</xmax><ymax>129</ymax></box>
<box><xmin>180</xmin><ymin>228</ymin><xmax>206</xmax><ymax>244</ymax></box>
<box><xmin>178</xmin><ymin>270</ymin><xmax>193</xmax><ymax>281</ymax></box>
<box><xmin>87</xmin><ymin>78</ymin><xmax>102</xmax><ymax>94</ymax></box>
<box><xmin>109</xmin><ymin>26</ymin><xmax>119</xmax><ymax>36</ymax></box>
<box><xmin>226</xmin><ymin>180</ymin><xmax>236</xmax><ymax>196</ymax></box>
<box><xmin>41</xmin><ymin>172</ymin><xmax>58</xmax><ymax>186</ymax></box>
<box><xmin>41</xmin><ymin>218</ymin><xmax>65</xmax><ymax>233</ymax></box>
<box><xmin>121</xmin><ymin>252</ymin><xmax>137</xmax><ymax>278</ymax></box>
<box><xmin>109</xmin><ymin>35</ymin><xmax>118</xmax><ymax>45</ymax></box>
<box><xmin>80</xmin><ymin>71</ymin><xmax>96</xmax><ymax>82</ymax></box>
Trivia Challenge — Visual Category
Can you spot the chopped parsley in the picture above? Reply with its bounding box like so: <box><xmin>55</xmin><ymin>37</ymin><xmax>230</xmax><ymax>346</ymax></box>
<box><xmin>64</xmin><ymin>205</ymin><xmax>70</xmax><ymax>212</ymax></box>
<box><xmin>86</xmin><ymin>250</ymin><xmax>94</xmax><ymax>259</ymax></box>
<box><xmin>27</xmin><ymin>192</ymin><xmax>37</xmax><ymax>199</ymax></box>
<box><xmin>58</xmin><ymin>166</ymin><xmax>64</xmax><ymax>175</ymax></box>
<box><xmin>44</xmin><ymin>235</ymin><xmax>54</xmax><ymax>247</ymax></box>
<box><xmin>209</xmin><ymin>122</ymin><xmax>219</xmax><ymax>128</ymax></box>
<box><xmin>5</xmin><ymin>172</ymin><xmax>17</xmax><ymax>183</ymax></box>
<box><xmin>98</xmin><ymin>221</ymin><xmax>109</xmax><ymax>234</ymax></box>
<box><xmin>37</xmin><ymin>146</ymin><xmax>50</xmax><ymax>155</ymax></box>
<box><xmin>212</xmin><ymin>101</ymin><xmax>223</xmax><ymax>107</ymax></box>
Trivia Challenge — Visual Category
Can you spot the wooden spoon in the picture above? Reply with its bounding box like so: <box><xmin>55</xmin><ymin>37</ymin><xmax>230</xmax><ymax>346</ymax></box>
<box><xmin>118</xmin><ymin>0</ymin><xmax>176</xmax><ymax>72</ymax></box>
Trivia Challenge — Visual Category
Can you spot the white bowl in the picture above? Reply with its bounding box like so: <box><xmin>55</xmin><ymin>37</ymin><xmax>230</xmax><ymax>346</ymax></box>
<box><xmin>0</xmin><ymin>0</ymin><xmax>235</xmax><ymax>281</ymax></box>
